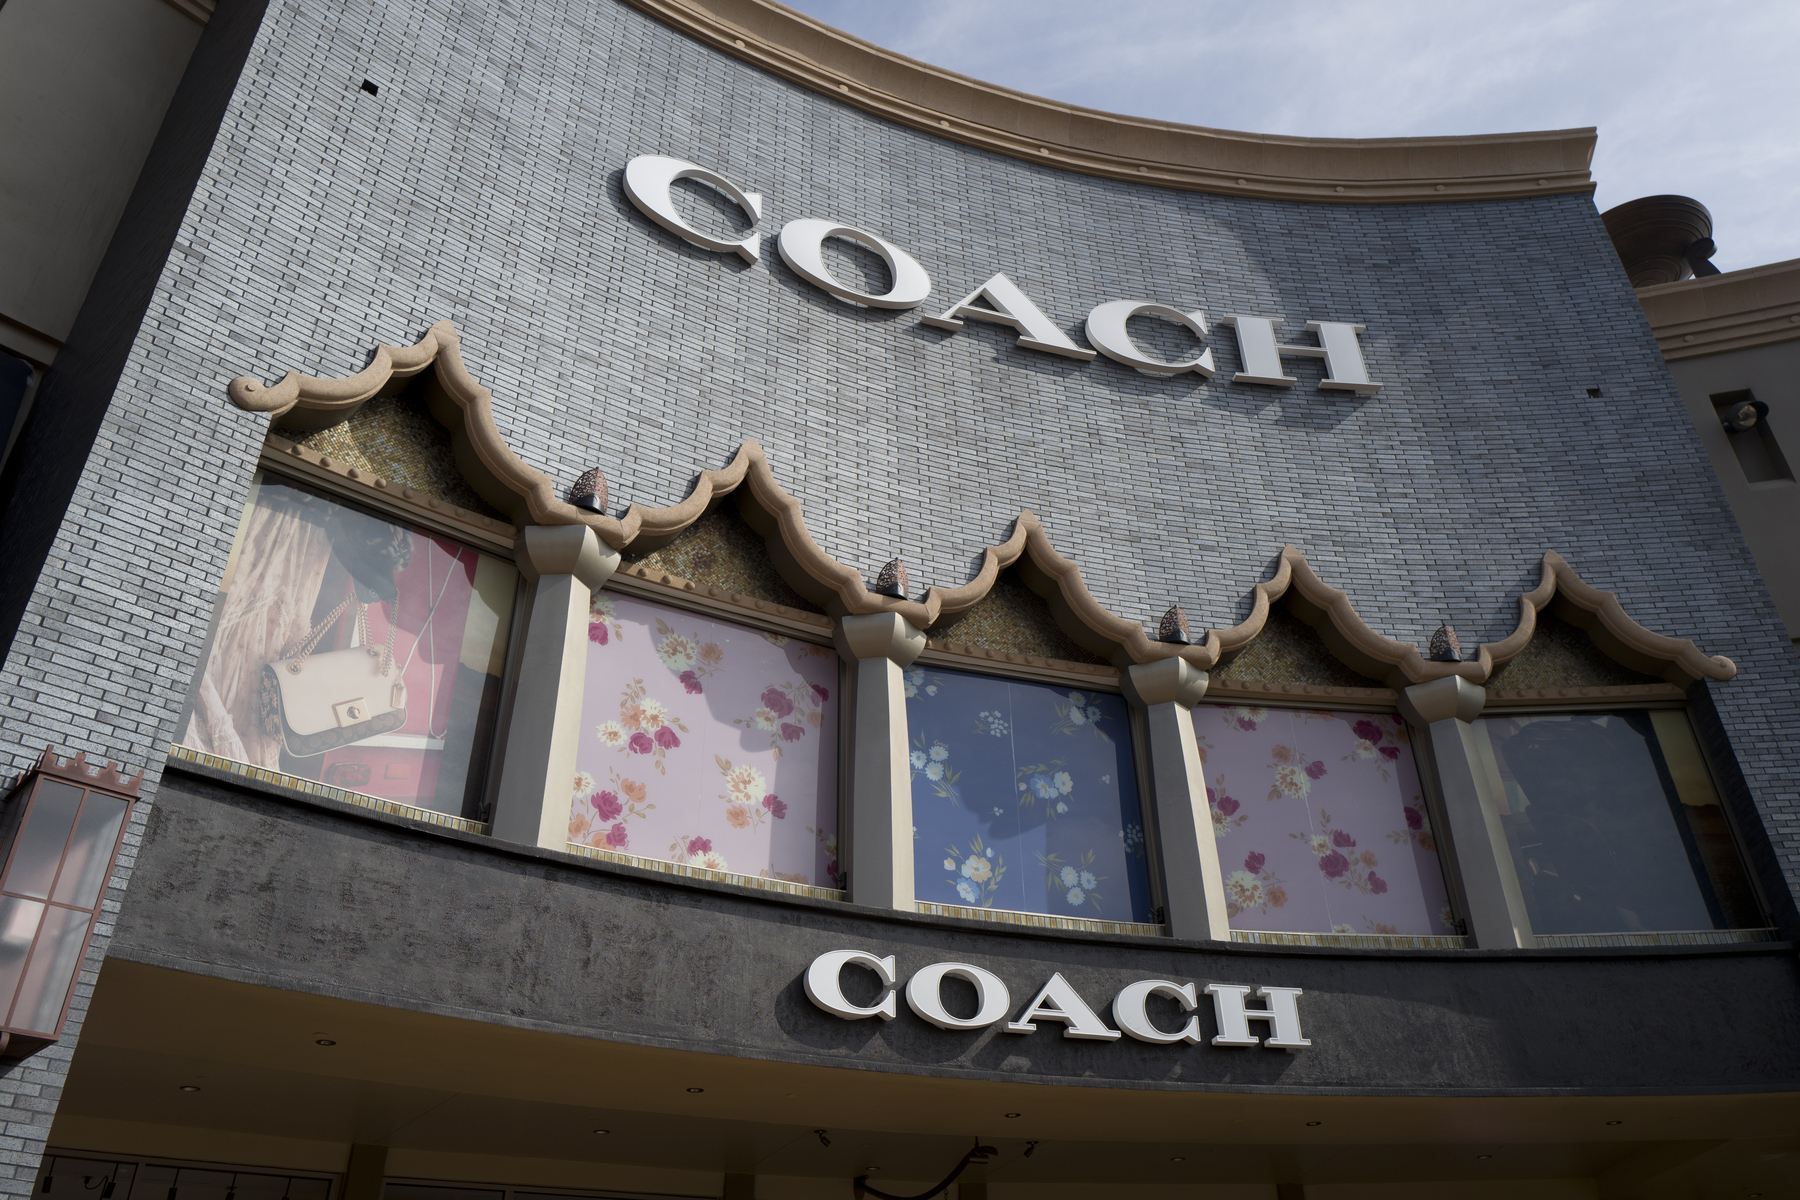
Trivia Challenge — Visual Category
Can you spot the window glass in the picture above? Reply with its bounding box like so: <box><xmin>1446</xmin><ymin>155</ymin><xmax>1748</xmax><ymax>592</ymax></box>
<box><xmin>906</xmin><ymin>667</ymin><xmax>1153</xmax><ymax>924</ymax></box>
<box><xmin>179</xmin><ymin>475</ymin><xmax>518</xmax><ymax>819</ymax></box>
<box><xmin>1195</xmin><ymin>706</ymin><xmax>1455</xmax><ymax>937</ymax></box>
<box><xmin>1472</xmin><ymin>710</ymin><xmax>1762</xmax><ymax>934</ymax></box>
<box><xmin>572</xmin><ymin>593</ymin><xmax>839</xmax><ymax>886</ymax></box>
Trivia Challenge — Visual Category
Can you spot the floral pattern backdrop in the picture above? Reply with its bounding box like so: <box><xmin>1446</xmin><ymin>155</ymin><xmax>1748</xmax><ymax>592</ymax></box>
<box><xmin>1194</xmin><ymin>705</ymin><xmax>1455</xmax><ymax>936</ymax></box>
<box><xmin>570</xmin><ymin>592</ymin><xmax>839</xmax><ymax>886</ymax></box>
<box><xmin>907</xmin><ymin>667</ymin><xmax>1153</xmax><ymax>923</ymax></box>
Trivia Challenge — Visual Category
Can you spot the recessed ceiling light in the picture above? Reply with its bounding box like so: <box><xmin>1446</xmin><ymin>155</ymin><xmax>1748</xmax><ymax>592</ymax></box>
<box><xmin>1005</xmin><ymin>1113</ymin><xmax>1021</xmax><ymax>1118</ymax></box>
<box><xmin>179</xmin><ymin>1085</ymin><xmax>201</xmax><ymax>1093</ymax></box>
<box><xmin>1605</xmin><ymin>1120</ymin><xmax>1623</xmax><ymax>1126</ymax></box>
<box><xmin>1170</xmin><ymin>1157</ymin><xmax>1185</xmax><ymax>1162</ymax></box>
<box><xmin>687</xmin><ymin>1087</ymin><xmax>704</xmax><ymax>1093</ymax></box>
<box><xmin>865</xmin><ymin>1167</ymin><xmax>878</xmax><ymax>1172</ymax></box>
<box><xmin>1305</xmin><ymin>1121</ymin><xmax>1322</xmax><ymax>1127</ymax></box>
<box><xmin>591</xmin><ymin>1129</ymin><xmax>609</xmax><ymax>1135</ymax></box>
<box><xmin>1476</xmin><ymin>1154</ymin><xmax>1492</xmax><ymax>1160</ymax></box>
<box><xmin>314</xmin><ymin>1039</ymin><xmax>336</xmax><ymax>1046</ymax></box>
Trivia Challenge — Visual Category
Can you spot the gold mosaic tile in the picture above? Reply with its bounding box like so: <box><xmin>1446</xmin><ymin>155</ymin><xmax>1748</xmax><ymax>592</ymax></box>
<box><xmin>627</xmin><ymin>503</ymin><xmax>825</xmax><ymax>614</ymax></box>
<box><xmin>924</xmin><ymin>568</ymin><xmax>1108</xmax><ymax>665</ymax></box>
<box><xmin>1211</xmin><ymin>604</ymin><xmax>1382</xmax><ymax>688</ymax></box>
<box><xmin>272</xmin><ymin>384</ymin><xmax>504</xmax><ymax>520</ymax></box>
<box><xmin>1485</xmin><ymin>609</ymin><xmax>1660</xmax><ymax>689</ymax></box>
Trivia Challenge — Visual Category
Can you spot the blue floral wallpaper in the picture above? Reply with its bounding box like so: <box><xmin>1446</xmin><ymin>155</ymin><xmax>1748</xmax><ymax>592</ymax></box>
<box><xmin>905</xmin><ymin>666</ymin><xmax>1153</xmax><ymax>923</ymax></box>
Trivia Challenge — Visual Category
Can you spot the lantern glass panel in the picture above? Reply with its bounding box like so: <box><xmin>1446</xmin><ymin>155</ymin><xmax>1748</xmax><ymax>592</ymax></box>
<box><xmin>10</xmin><ymin>903</ymin><xmax>87</xmax><ymax>1034</ymax></box>
<box><xmin>5</xmin><ymin>781</ymin><xmax>84</xmax><ymax>900</ymax></box>
<box><xmin>0</xmin><ymin>896</ymin><xmax>45</xmax><ymax>1009</ymax></box>
<box><xmin>51</xmin><ymin>792</ymin><xmax>128</xmax><ymax>909</ymax></box>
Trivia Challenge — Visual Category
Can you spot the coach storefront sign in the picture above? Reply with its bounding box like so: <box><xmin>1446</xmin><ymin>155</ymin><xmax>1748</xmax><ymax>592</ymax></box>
<box><xmin>623</xmin><ymin>154</ymin><xmax>1382</xmax><ymax>395</ymax></box>
<box><xmin>803</xmin><ymin>950</ymin><xmax>1311</xmax><ymax>1050</ymax></box>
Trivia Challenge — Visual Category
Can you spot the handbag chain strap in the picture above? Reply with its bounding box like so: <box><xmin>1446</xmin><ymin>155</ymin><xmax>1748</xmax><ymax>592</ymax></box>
<box><xmin>284</xmin><ymin>583</ymin><xmax>355</xmax><ymax>674</ymax></box>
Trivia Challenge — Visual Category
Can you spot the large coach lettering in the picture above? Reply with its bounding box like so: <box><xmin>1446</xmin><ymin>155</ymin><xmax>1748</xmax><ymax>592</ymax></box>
<box><xmin>623</xmin><ymin>154</ymin><xmax>765</xmax><ymax>263</ymax></box>
<box><xmin>920</xmin><ymin>273</ymin><xmax>1097</xmax><ymax>360</ymax></box>
<box><xmin>802</xmin><ymin>951</ymin><xmax>1310</xmax><ymax>1050</ymax></box>
<box><xmin>1220</xmin><ymin>315</ymin><xmax>1382</xmax><ymax>393</ymax></box>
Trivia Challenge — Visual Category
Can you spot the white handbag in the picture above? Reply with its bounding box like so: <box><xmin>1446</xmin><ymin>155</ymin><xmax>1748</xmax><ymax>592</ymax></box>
<box><xmin>259</xmin><ymin>541</ymin><xmax>463</xmax><ymax>758</ymax></box>
<box><xmin>261</xmin><ymin>591</ymin><xmax>407</xmax><ymax>757</ymax></box>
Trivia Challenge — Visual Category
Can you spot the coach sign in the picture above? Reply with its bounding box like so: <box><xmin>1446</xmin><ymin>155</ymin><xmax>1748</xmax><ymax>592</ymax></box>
<box><xmin>803</xmin><ymin>950</ymin><xmax>1311</xmax><ymax>1050</ymax></box>
<box><xmin>623</xmin><ymin>154</ymin><xmax>1382</xmax><ymax>394</ymax></box>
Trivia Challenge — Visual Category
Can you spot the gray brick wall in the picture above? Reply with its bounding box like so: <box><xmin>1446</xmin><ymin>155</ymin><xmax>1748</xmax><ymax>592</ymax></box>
<box><xmin>1</xmin><ymin>0</ymin><xmax>1797</xmax><ymax>1180</ymax></box>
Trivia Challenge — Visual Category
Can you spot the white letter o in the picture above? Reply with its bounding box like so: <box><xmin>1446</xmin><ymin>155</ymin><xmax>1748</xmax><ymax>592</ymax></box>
<box><xmin>905</xmin><ymin>961</ymin><xmax>1012</xmax><ymax>1030</ymax></box>
<box><xmin>777</xmin><ymin>218</ymin><xmax>933</xmax><ymax>309</ymax></box>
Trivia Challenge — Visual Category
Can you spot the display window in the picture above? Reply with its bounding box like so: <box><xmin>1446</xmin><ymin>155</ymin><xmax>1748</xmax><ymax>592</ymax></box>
<box><xmin>571</xmin><ymin>592</ymin><xmax>840</xmax><ymax>887</ymax></box>
<box><xmin>1471</xmin><ymin>710</ymin><xmax>1763</xmax><ymax>935</ymax></box>
<box><xmin>905</xmin><ymin>666</ymin><xmax>1154</xmax><ymax>924</ymax></box>
<box><xmin>1195</xmin><ymin>705</ymin><xmax>1456</xmax><ymax>937</ymax></box>
<box><xmin>179</xmin><ymin>474</ymin><xmax>518</xmax><ymax>819</ymax></box>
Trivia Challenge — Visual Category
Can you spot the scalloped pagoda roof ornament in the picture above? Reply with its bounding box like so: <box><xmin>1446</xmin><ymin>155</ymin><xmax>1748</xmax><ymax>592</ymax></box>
<box><xmin>873</xmin><ymin>557</ymin><xmax>908</xmax><ymax>598</ymax></box>
<box><xmin>1429</xmin><ymin>623</ymin><xmax>1461</xmax><ymax>662</ymax></box>
<box><xmin>567</xmin><ymin>466</ymin><xmax>609</xmax><ymax>514</ymax></box>
<box><xmin>226</xmin><ymin>321</ymin><xmax>1739</xmax><ymax>687</ymax></box>
<box><xmin>1157</xmin><ymin>604</ymin><xmax>1192</xmax><ymax>645</ymax></box>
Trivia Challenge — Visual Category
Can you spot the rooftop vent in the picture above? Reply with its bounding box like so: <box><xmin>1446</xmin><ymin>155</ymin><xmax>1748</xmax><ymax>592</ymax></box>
<box><xmin>1601</xmin><ymin>195</ymin><xmax>1720</xmax><ymax>287</ymax></box>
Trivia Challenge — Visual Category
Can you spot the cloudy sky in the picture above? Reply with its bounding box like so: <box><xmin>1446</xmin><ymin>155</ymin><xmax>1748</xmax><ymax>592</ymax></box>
<box><xmin>783</xmin><ymin>0</ymin><xmax>1800</xmax><ymax>273</ymax></box>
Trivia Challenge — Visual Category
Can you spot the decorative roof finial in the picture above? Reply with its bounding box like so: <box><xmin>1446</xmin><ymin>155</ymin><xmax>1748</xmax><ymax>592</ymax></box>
<box><xmin>1428</xmin><ymin>620</ymin><xmax>1462</xmax><ymax>662</ymax></box>
<box><xmin>1157</xmin><ymin>602</ymin><xmax>1191</xmax><ymax>645</ymax></box>
<box><xmin>873</xmin><ymin>557</ymin><xmax>909</xmax><ymax>598</ymax></box>
<box><xmin>567</xmin><ymin>466</ymin><xmax>609</xmax><ymax>514</ymax></box>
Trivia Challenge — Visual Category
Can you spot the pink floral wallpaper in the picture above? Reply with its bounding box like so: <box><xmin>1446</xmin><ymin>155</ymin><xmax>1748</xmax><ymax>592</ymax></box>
<box><xmin>570</xmin><ymin>592</ymin><xmax>839</xmax><ymax>886</ymax></box>
<box><xmin>1194</xmin><ymin>705</ymin><xmax>1455</xmax><ymax>936</ymax></box>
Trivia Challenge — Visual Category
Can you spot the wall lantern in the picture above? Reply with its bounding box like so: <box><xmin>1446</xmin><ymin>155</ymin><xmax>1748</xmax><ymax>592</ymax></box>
<box><xmin>0</xmin><ymin>746</ymin><xmax>141</xmax><ymax>1057</ymax></box>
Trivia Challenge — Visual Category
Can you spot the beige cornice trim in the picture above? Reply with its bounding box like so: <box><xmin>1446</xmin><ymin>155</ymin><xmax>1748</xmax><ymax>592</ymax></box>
<box><xmin>1483</xmin><ymin>682</ymin><xmax>1687</xmax><ymax>709</ymax></box>
<box><xmin>621</xmin><ymin>0</ymin><xmax>1595</xmax><ymax>204</ymax></box>
<box><xmin>258</xmin><ymin>437</ymin><xmax>519</xmax><ymax>556</ymax></box>
<box><xmin>1637</xmin><ymin>257</ymin><xmax>1800</xmax><ymax>360</ymax></box>
<box><xmin>606</xmin><ymin>560</ymin><xmax>834</xmax><ymax>641</ymax></box>
<box><xmin>1477</xmin><ymin>551</ymin><xmax>1737</xmax><ymax>689</ymax></box>
<box><xmin>1203</xmin><ymin>680</ymin><xmax>1399</xmax><ymax>709</ymax></box>
<box><xmin>1211</xmin><ymin>546</ymin><xmax>1482</xmax><ymax>690</ymax></box>
<box><xmin>916</xmin><ymin>639</ymin><xmax>1122</xmax><ymax>691</ymax></box>
<box><xmin>228</xmin><ymin>324</ymin><xmax>1740</xmax><ymax>687</ymax></box>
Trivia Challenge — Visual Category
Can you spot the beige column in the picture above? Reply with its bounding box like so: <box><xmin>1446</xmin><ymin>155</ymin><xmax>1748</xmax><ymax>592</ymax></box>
<box><xmin>834</xmin><ymin>612</ymin><xmax>927</xmax><ymax>911</ymax></box>
<box><xmin>1399</xmin><ymin>676</ymin><xmax>1534</xmax><ymax>949</ymax></box>
<box><xmin>490</xmin><ymin>524</ymin><xmax>620</xmax><ymax>849</ymax></box>
<box><xmin>1123</xmin><ymin>658</ymin><xmax>1230</xmax><ymax>942</ymax></box>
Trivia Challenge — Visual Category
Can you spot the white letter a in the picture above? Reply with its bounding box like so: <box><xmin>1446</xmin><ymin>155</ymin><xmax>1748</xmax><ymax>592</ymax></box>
<box><xmin>1004</xmin><ymin>972</ymin><xmax>1121</xmax><ymax>1040</ymax></box>
<box><xmin>921</xmin><ymin>273</ymin><xmax>1096</xmax><ymax>360</ymax></box>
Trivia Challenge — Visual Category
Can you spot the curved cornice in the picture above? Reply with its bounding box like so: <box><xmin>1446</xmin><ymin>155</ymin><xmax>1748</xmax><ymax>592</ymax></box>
<box><xmin>621</xmin><ymin>0</ymin><xmax>1596</xmax><ymax>204</ymax></box>
<box><xmin>228</xmin><ymin>324</ymin><xmax>1738</xmax><ymax>685</ymax></box>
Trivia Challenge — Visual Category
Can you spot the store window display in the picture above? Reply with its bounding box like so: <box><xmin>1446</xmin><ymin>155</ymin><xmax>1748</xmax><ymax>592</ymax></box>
<box><xmin>571</xmin><ymin>592</ymin><xmax>839</xmax><ymax>886</ymax></box>
<box><xmin>179</xmin><ymin>474</ymin><xmax>518</xmax><ymax>818</ymax></box>
<box><xmin>1196</xmin><ymin>705</ymin><xmax>1456</xmax><ymax>937</ymax></box>
<box><xmin>1471</xmin><ymin>710</ymin><xmax>1763</xmax><ymax>935</ymax></box>
<box><xmin>906</xmin><ymin>667</ymin><xmax>1154</xmax><ymax>924</ymax></box>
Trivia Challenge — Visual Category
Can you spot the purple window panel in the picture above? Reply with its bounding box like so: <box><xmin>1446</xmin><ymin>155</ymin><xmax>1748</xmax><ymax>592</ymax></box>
<box><xmin>572</xmin><ymin>592</ymin><xmax>839</xmax><ymax>887</ymax></box>
<box><xmin>1194</xmin><ymin>705</ymin><xmax>1455</xmax><ymax>936</ymax></box>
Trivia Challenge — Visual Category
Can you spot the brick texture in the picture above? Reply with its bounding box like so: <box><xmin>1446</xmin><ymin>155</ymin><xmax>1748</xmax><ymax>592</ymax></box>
<box><xmin>1</xmin><ymin>0</ymin><xmax>1797</xmax><ymax>1181</ymax></box>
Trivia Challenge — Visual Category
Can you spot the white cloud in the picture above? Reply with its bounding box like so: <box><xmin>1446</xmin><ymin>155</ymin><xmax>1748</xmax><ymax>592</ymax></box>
<box><xmin>786</xmin><ymin>0</ymin><xmax>1800</xmax><ymax>271</ymax></box>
